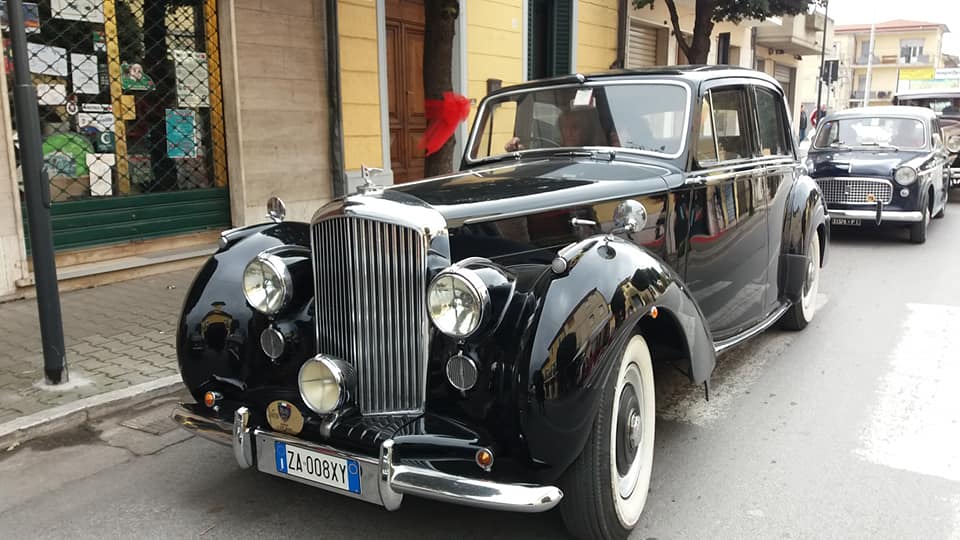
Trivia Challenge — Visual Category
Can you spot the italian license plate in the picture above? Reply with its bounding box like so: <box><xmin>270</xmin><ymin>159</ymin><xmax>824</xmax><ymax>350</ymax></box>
<box><xmin>274</xmin><ymin>441</ymin><xmax>361</xmax><ymax>494</ymax></box>
<box><xmin>833</xmin><ymin>218</ymin><xmax>861</xmax><ymax>226</ymax></box>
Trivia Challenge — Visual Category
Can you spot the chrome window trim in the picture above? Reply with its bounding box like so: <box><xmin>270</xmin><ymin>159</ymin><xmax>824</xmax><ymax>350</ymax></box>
<box><xmin>463</xmin><ymin>79</ymin><xmax>693</xmax><ymax>163</ymax></box>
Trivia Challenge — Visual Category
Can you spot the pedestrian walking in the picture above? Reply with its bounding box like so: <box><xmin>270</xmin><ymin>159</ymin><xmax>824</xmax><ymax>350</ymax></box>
<box><xmin>799</xmin><ymin>105</ymin><xmax>808</xmax><ymax>141</ymax></box>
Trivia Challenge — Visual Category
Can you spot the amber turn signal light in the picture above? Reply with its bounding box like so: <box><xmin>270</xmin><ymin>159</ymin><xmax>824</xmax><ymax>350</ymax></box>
<box><xmin>203</xmin><ymin>391</ymin><xmax>222</xmax><ymax>408</ymax></box>
<box><xmin>475</xmin><ymin>448</ymin><xmax>494</xmax><ymax>471</ymax></box>
<box><xmin>650</xmin><ymin>306</ymin><xmax>659</xmax><ymax>319</ymax></box>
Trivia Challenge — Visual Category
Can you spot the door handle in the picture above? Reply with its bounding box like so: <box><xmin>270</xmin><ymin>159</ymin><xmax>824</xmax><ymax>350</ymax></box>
<box><xmin>685</xmin><ymin>176</ymin><xmax>706</xmax><ymax>186</ymax></box>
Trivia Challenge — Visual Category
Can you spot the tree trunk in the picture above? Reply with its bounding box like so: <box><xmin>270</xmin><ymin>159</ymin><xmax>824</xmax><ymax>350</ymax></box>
<box><xmin>422</xmin><ymin>0</ymin><xmax>459</xmax><ymax>177</ymax></box>
<box><xmin>665</xmin><ymin>0</ymin><xmax>715</xmax><ymax>65</ymax></box>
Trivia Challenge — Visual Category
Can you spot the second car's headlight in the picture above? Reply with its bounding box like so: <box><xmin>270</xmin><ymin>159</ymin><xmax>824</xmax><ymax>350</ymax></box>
<box><xmin>894</xmin><ymin>166</ymin><xmax>918</xmax><ymax>185</ymax></box>
<box><xmin>242</xmin><ymin>254</ymin><xmax>292</xmax><ymax>315</ymax></box>
<box><xmin>427</xmin><ymin>269</ymin><xmax>488</xmax><ymax>338</ymax></box>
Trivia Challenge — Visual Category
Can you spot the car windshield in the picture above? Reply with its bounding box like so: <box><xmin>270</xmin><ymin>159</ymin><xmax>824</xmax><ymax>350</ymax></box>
<box><xmin>896</xmin><ymin>95</ymin><xmax>960</xmax><ymax>114</ymax></box>
<box><xmin>468</xmin><ymin>82</ymin><xmax>689</xmax><ymax>161</ymax></box>
<box><xmin>813</xmin><ymin>117</ymin><xmax>926</xmax><ymax>150</ymax></box>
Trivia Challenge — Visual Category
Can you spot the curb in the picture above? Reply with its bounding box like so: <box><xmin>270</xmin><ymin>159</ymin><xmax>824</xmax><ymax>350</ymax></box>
<box><xmin>0</xmin><ymin>374</ymin><xmax>185</xmax><ymax>449</ymax></box>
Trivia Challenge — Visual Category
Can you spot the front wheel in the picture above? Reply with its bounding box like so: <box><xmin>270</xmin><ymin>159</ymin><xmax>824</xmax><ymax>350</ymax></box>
<box><xmin>560</xmin><ymin>335</ymin><xmax>656</xmax><ymax>540</ymax></box>
<box><xmin>780</xmin><ymin>232</ymin><xmax>820</xmax><ymax>331</ymax></box>
<box><xmin>909</xmin><ymin>203</ymin><xmax>929</xmax><ymax>244</ymax></box>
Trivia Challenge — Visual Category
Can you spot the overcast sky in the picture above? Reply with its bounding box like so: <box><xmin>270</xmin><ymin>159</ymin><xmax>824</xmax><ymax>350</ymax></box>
<box><xmin>826</xmin><ymin>0</ymin><xmax>960</xmax><ymax>57</ymax></box>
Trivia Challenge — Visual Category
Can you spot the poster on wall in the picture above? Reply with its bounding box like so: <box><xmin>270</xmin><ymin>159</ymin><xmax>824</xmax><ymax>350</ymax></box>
<box><xmin>71</xmin><ymin>53</ymin><xmax>100</xmax><ymax>95</ymax></box>
<box><xmin>37</xmin><ymin>84</ymin><xmax>67</xmax><ymax>105</ymax></box>
<box><xmin>172</xmin><ymin>50</ymin><xmax>210</xmax><ymax>108</ymax></box>
<box><xmin>166</xmin><ymin>109</ymin><xmax>198</xmax><ymax>158</ymax></box>
<box><xmin>27</xmin><ymin>43</ymin><xmax>67</xmax><ymax>77</ymax></box>
<box><xmin>50</xmin><ymin>0</ymin><xmax>104</xmax><ymax>23</ymax></box>
<box><xmin>0</xmin><ymin>2</ymin><xmax>40</xmax><ymax>33</ymax></box>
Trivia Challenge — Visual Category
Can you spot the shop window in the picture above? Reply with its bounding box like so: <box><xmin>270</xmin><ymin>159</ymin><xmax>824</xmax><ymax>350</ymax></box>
<box><xmin>3</xmin><ymin>0</ymin><xmax>227</xmax><ymax>203</ymax></box>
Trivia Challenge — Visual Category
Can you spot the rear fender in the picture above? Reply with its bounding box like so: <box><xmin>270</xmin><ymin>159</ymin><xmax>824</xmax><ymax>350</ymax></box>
<box><xmin>779</xmin><ymin>174</ymin><xmax>829</xmax><ymax>303</ymax></box>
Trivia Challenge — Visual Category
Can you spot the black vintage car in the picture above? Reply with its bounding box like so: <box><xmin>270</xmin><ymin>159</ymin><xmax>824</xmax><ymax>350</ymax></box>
<box><xmin>893</xmin><ymin>89</ymin><xmax>960</xmax><ymax>187</ymax></box>
<box><xmin>172</xmin><ymin>66</ymin><xmax>828</xmax><ymax>540</ymax></box>
<box><xmin>806</xmin><ymin>106</ymin><xmax>950</xmax><ymax>243</ymax></box>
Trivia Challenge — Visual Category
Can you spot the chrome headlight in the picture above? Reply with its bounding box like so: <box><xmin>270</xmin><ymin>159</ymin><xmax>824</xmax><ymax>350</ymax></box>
<box><xmin>242</xmin><ymin>254</ymin><xmax>292</xmax><ymax>315</ymax></box>
<box><xmin>427</xmin><ymin>268</ymin><xmax>489</xmax><ymax>338</ymax></box>
<box><xmin>894</xmin><ymin>166</ymin><xmax>917</xmax><ymax>186</ymax></box>
<box><xmin>298</xmin><ymin>356</ymin><xmax>356</xmax><ymax>414</ymax></box>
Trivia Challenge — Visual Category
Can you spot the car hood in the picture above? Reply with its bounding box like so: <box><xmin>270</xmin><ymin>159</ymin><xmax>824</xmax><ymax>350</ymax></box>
<box><xmin>807</xmin><ymin>149</ymin><xmax>926</xmax><ymax>177</ymax></box>
<box><xmin>388</xmin><ymin>157</ymin><xmax>674</xmax><ymax>227</ymax></box>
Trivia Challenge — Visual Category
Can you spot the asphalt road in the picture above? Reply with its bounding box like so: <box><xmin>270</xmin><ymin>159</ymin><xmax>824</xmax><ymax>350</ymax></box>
<box><xmin>2</xmin><ymin>194</ymin><xmax>960</xmax><ymax>540</ymax></box>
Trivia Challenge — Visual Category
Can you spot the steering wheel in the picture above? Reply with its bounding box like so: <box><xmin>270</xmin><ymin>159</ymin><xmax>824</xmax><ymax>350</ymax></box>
<box><xmin>529</xmin><ymin>136</ymin><xmax>560</xmax><ymax>148</ymax></box>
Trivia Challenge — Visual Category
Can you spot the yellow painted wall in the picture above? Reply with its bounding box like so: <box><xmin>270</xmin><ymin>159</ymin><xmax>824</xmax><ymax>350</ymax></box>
<box><xmin>338</xmin><ymin>0</ymin><xmax>383</xmax><ymax>170</ymax></box>
<box><xmin>576</xmin><ymin>0</ymin><xmax>618</xmax><ymax>74</ymax></box>
<box><xmin>465</xmin><ymin>0</ymin><xmax>524</xmax><ymax>132</ymax></box>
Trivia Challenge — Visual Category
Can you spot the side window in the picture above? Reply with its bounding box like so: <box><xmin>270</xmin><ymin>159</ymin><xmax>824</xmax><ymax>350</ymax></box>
<box><xmin>695</xmin><ymin>96</ymin><xmax>718</xmax><ymax>164</ymax></box>
<box><xmin>696</xmin><ymin>87</ymin><xmax>752</xmax><ymax>167</ymax></box>
<box><xmin>754</xmin><ymin>87</ymin><xmax>790</xmax><ymax>156</ymax></box>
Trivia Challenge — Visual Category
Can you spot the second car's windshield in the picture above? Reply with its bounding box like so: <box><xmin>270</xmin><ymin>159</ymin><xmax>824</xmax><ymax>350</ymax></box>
<box><xmin>469</xmin><ymin>83</ymin><xmax>689</xmax><ymax>161</ymax></box>
<box><xmin>813</xmin><ymin>117</ymin><xmax>926</xmax><ymax>149</ymax></box>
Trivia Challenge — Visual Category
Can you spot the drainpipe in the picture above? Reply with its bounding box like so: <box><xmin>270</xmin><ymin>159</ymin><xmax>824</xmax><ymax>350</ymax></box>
<box><xmin>612</xmin><ymin>0</ymin><xmax>627</xmax><ymax>69</ymax></box>
<box><xmin>325</xmin><ymin>0</ymin><xmax>348</xmax><ymax>198</ymax></box>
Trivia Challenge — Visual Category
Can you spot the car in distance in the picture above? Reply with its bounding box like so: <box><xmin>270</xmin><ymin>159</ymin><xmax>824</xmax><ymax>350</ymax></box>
<box><xmin>893</xmin><ymin>89</ymin><xmax>960</xmax><ymax>187</ymax></box>
<box><xmin>806</xmin><ymin>106</ymin><xmax>950</xmax><ymax>243</ymax></box>
<box><xmin>172</xmin><ymin>66</ymin><xmax>829</xmax><ymax>540</ymax></box>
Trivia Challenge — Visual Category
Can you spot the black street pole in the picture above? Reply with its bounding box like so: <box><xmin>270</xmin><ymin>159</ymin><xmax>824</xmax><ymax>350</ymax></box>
<box><xmin>5</xmin><ymin>0</ymin><xmax>68</xmax><ymax>384</ymax></box>
<box><xmin>814</xmin><ymin>0</ymin><xmax>831</xmax><ymax>121</ymax></box>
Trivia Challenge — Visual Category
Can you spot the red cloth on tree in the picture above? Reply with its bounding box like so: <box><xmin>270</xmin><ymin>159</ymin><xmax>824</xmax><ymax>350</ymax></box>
<box><xmin>420</xmin><ymin>92</ymin><xmax>471</xmax><ymax>156</ymax></box>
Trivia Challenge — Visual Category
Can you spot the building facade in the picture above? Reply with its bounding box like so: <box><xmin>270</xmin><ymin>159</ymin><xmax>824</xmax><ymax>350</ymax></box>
<box><xmin>834</xmin><ymin>19</ymin><xmax>950</xmax><ymax>108</ymax></box>
<box><xmin>0</xmin><ymin>0</ymin><xmax>832</xmax><ymax>300</ymax></box>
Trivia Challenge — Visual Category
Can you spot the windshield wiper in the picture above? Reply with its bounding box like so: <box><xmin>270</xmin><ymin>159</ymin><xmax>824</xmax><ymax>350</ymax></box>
<box><xmin>857</xmin><ymin>142</ymin><xmax>900</xmax><ymax>151</ymax></box>
<box><xmin>551</xmin><ymin>149</ymin><xmax>617</xmax><ymax>161</ymax></box>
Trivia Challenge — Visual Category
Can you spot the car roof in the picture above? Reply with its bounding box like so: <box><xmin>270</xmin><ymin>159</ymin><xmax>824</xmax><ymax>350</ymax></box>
<box><xmin>894</xmin><ymin>88</ymin><xmax>960</xmax><ymax>98</ymax></box>
<box><xmin>823</xmin><ymin>106</ymin><xmax>938</xmax><ymax>121</ymax></box>
<box><xmin>487</xmin><ymin>65</ymin><xmax>781</xmax><ymax>97</ymax></box>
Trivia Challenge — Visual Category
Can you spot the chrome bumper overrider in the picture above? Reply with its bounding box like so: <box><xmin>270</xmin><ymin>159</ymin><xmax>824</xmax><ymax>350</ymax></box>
<box><xmin>829</xmin><ymin>208</ymin><xmax>923</xmax><ymax>223</ymax></box>
<box><xmin>950</xmin><ymin>168</ymin><xmax>960</xmax><ymax>186</ymax></box>
<box><xmin>171</xmin><ymin>404</ymin><xmax>563</xmax><ymax>513</ymax></box>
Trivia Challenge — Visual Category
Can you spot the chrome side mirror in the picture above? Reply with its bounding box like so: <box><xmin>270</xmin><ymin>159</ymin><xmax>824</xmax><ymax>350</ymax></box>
<box><xmin>611</xmin><ymin>199</ymin><xmax>647</xmax><ymax>236</ymax></box>
<box><xmin>266</xmin><ymin>196</ymin><xmax>286</xmax><ymax>223</ymax></box>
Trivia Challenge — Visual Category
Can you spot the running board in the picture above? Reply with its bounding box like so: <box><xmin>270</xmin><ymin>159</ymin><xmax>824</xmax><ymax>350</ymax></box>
<box><xmin>713</xmin><ymin>303</ymin><xmax>791</xmax><ymax>356</ymax></box>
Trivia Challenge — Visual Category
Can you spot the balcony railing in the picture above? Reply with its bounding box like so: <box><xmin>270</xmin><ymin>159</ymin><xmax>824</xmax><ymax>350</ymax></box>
<box><xmin>853</xmin><ymin>53</ymin><xmax>932</xmax><ymax>66</ymax></box>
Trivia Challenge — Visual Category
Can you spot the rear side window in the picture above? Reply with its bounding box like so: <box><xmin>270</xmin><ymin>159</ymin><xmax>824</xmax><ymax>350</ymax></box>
<box><xmin>696</xmin><ymin>87</ymin><xmax>752</xmax><ymax>166</ymax></box>
<box><xmin>754</xmin><ymin>87</ymin><xmax>791</xmax><ymax>156</ymax></box>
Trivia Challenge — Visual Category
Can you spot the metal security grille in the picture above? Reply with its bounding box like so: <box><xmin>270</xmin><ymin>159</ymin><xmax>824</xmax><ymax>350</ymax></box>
<box><xmin>817</xmin><ymin>178</ymin><xmax>894</xmax><ymax>205</ymax></box>
<box><xmin>312</xmin><ymin>217</ymin><xmax>429</xmax><ymax>415</ymax></box>
<box><xmin>4</xmin><ymin>0</ymin><xmax>229</xmax><ymax>249</ymax></box>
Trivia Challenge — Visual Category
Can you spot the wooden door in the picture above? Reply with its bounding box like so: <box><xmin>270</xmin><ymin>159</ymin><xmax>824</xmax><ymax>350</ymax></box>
<box><xmin>386</xmin><ymin>0</ymin><xmax>425</xmax><ymax>182</ymax></box>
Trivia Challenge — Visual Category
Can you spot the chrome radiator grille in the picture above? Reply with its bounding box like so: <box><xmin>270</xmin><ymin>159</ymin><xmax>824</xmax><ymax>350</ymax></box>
<box><xmin>816</xmin><ymin>178</ymin><xmax>894</xmax><ymax>205</ymax></box>
<box><xmin>312</xmin><ymin>217</ymin><xmax>428</xmax><ymax>415</ymax></box>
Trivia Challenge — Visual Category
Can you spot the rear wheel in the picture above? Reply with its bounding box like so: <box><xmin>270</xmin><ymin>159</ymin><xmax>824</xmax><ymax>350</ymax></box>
<box><xmin>780</xmin><ymin>232</ymin><xmax>820</xmax><ymax>331</ymax></box>
<box><xmin>560</xmin><ymin>335</ymin><xmax>655</xmax><ymax>540</ymax></box>
<box><xmin>909</xmin><ymin>202</ymin><xmax>929</xmax><ymax>244</ymax></box>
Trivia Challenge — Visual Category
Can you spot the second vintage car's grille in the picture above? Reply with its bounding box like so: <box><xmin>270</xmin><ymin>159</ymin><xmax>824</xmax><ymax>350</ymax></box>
<box><xmin>816</xmin><ymin>178</ymin><xmax>894</xmax><ymax>205</ymax></box>
<box><xmin>312</xmin><ymin>216</ymin><xmax>428</xmax><ymax>415</ymax></box>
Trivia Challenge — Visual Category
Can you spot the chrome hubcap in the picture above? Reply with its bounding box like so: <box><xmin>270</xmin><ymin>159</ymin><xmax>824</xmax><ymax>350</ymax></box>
<box><xmin>615</xmin><ymin>366</ymin><xmax>645</xmax><ymax>499</ymax></box>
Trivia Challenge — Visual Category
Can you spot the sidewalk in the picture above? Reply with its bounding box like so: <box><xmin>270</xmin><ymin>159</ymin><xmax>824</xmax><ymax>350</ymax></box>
<box><xmin>0</xmin><ymin>268</ymin><xmax>198</xmax><ymax>428</ymax></box>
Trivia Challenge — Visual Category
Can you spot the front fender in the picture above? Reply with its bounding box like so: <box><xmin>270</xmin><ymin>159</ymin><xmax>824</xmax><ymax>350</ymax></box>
<box><xmin>176</xmin><ymin>221</ymin><xmax>314</xmax><ymax>403</ymax></box>
<box><xmin>779</xmin><ymin>174</ymin><xmax>829</xmax><ymax>303</ymax></box>
<box><xmin>517</xmin><ymin>237</ymin><xmax>714</xmax><ymax>482</ymax></box>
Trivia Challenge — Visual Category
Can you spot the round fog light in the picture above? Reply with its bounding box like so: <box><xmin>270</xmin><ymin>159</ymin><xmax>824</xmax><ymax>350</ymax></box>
<box><xmin>260</xmin><ymin>327</ymin><xmax>285</xmax><ymax>360</ymax></box>
<box><xmin>445</xmin><ymin>354</ymin><xmax>479</xmax><ymax>391</ymax></box>
<box><xmin>900</xmin><ymin>188</ymin><xmax>910</xmax><ymax>198</ymax></box>
<box><xmin>298</xmin><ymin>356</ymin><xmax>356</xmax><ymax>414</ymax></box>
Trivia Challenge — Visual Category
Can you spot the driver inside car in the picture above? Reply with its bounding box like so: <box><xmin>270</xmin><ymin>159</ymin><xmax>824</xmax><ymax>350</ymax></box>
<box><xmin>504</xmin><ymin>107</ymin><xmax>618</xmax><ymax>151</ymax></box>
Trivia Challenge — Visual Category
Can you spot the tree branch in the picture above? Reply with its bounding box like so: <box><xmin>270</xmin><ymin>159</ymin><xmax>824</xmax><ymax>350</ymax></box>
<box><xmin>664</xmin><ymin>0</ymin><xmax>691</xmax><ymax>61</ymax></box>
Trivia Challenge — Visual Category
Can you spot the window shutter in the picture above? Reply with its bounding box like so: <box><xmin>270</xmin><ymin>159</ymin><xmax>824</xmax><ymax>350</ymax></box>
<box><xmin>626</xmin><ymin>20</ymin><xmax>658</xmax><ymax>68</ymax></box>
<box><xmin>550</xmin><ymin>0</ymin><xmax>572</xmax><ymax>75</ymax></box>
<box><xmin>527</xmin><ymin>0</ymin><xmax>535</xmax><ymax>78</ymax></box>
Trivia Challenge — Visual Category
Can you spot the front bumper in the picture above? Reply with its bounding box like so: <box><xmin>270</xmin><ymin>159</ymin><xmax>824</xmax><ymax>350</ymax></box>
<box><xmin>171</xmin><ymin>403</ymin><xmax>563</xmax><ymax>513</ymax></box>
<box><xmin>829</xmin><ymin>208</ymin><xmax>923</xmax><ymax>224</ymax></box>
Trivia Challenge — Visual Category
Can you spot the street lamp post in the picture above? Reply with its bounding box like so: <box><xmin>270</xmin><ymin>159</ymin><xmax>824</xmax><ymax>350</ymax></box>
<box><xmin>814</xmin><ymin>0</ymin><xmax>831</xmax><ymax>120</ymax></box>
<box><xmin>5</xmin><ymin>0</ymin><xmax>69</xmax><ymax>384</ymax></box>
